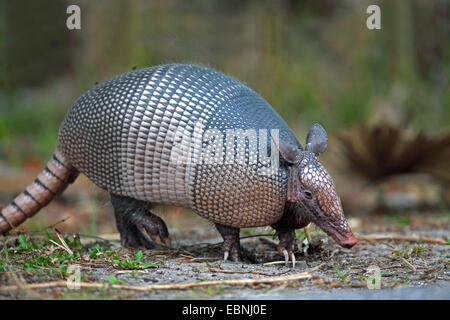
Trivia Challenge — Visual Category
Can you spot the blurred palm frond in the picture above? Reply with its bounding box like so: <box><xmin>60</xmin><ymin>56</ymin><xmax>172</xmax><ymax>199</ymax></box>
<box><xmin>338</xmin><ymin>124</ymin><xmax>450</xmax><ymax>185</ymax></box>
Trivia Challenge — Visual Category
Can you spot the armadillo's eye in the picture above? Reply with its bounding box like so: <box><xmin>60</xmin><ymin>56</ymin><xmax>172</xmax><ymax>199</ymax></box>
<box><xmin>304</xmin><ymin>190</ymin><xmax>313</xmax><ymax>199</ymax></box>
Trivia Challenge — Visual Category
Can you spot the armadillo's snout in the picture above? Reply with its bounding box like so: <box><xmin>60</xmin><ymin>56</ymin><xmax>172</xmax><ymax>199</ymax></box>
<box><xmin>309</xmin><ymin>205</ymin><xmax>358</xmax><ymax>249</ymax></box>
<box><xmin>322</xmin><ymin>221</ymin><xmax>358</xmax><ymax>249</ymax></box>
<box><xmin>340</xmin><ymin>233</ymin><xmax>358</xmax><ymax>249</ymax></box>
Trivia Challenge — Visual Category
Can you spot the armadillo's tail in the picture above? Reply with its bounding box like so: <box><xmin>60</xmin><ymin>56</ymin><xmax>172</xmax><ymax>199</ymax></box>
<box><xmin>0</xmin><ymin>147</ymin><xmax>79</xmax><ymax>234</ymax></box>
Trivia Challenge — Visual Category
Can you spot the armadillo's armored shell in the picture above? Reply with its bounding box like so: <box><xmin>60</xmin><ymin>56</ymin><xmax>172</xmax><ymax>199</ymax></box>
<box><xmin>59</xmin><ymin>64</ymin><xmax>301</xmax><ymax>227</ymax></box>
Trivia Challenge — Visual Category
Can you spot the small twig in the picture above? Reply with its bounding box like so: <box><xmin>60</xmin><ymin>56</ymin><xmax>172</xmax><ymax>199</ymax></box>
<box><xmin>115</xmin><ymin>270</ymin><xmax>147</xmax><ymax>274</ymax></box>
<box><xmin>261</xmin><ymin>261</ymin><xmax>325</xmax><ymax>274</ymax></box>
<box><xmin>174</xmin><ymin>254</ymin><xmax>223</xmax><ymax>263</ymax></box>
<box><xmin>2</xmin><ymin>231</ymin><xmax>120</xmax><ymax>247</ymax></box>
<box><xmin>206</xmin><ymin>268</ymin><xmax>286</xmax><ymax>277</ymax></box>
<box><xmin>174</xmin><ymin>257</ymin><xmax>222</xmax><ymax>263</ymax></box>
<box><xmin>37</xmin><ymin>217</ymin><xmax>71</xmax><ymax>232</ymax></box>
<box><xmin>399</xmin><ymin>257</ymin><xmax>417</xmax><ymax>272</ymax></box>
<box><xmin>258</xmin><ymin>237</ymin><xmax>278</xmax><ymax>248</ymax></box>
<box><xmin>0</xmin><ymin>272</ymin><xmax>312</xmax><ymax>293</ymax></box>
<box><xmin>51</xmin><ymin>229</ymin><xmax>73</xmax><ymax>256</ymax></box>
<box><xmin>357</xmin><ymin>234</ymin><xmax>447</xmax><ymax>245</ymax></box>
<box><xmin>262</xmin><ymin>261</ymin><xmax>289</xmax><ymax>266</ymax></box>
<box><xmin>239</xmin><ymin>233</ymin><xmax>274</xmax><ymax>240</ymax></box>
<box><xmin>188</xmin><ymin>257</ymin><xmax>222</xmax><ymax>261</ymax></box>
<box><xmin>305</xmin><ymin>262</ymin><xmax>326</xmax><ymax>272</ymax></box>
<box><xmin>350</xmin><ymin>264</ymin><xmax>402</xmax><ymax>270</ymax></box>
<box><xmin>381</xmin><ymin>242</ymin><xmax>397</xmax><ymax>250</ymax></box>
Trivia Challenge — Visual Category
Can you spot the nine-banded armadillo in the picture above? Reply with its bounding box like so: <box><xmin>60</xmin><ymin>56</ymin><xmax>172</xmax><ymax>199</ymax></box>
<box><xmin>0</xmin><ymin>63</ymin><xmax>357</xmax><ymax>264</ymax></box>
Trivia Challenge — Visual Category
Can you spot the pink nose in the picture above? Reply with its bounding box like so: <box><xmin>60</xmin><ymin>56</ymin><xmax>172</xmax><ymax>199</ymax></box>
<box><xmin>341</xmin><ymin>234</ymin><xmax>358</xmax><ymax>249</ymax></box>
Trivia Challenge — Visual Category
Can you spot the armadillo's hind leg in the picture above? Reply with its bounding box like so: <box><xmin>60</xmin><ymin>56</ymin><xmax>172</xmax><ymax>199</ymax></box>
<box><xmin>215</xmin><ymin>223</ymin><xmax>241</xmax><ymax>262</ymax></box>
<box><xmin>110</xmin><ymin>194</ymin><xmax>171</xmax><ymax>249</ymax></box>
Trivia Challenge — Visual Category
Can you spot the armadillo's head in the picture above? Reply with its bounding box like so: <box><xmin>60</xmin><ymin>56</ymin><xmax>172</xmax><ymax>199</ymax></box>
<box><xmin>275</xmin><ymin>124</ymin><xmax>357</xmax><ymax>249</ymax></box>
<box><xmin>296</xmin><ymin>152</ymin><xmax>357</xmax><ymax>248</ymax></box>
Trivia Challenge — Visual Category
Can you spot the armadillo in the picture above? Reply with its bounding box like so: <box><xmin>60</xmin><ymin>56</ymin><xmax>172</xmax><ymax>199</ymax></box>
<box><xmin>0</xmin><ymin>63</ymin><xmax>357</xmax><ymax>264</ymax></box>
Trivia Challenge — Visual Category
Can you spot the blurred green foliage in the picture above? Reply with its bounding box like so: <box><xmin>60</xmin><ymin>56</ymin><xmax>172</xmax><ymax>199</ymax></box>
<box><xmin>0</xmin><ymin>92</ymin><xmax>64</xmax><ymax>165</ymax></box>
<box><xmin>0</xmin><ymin>0</ymin><xmax>448</xmax><ymax>166</ymax></box>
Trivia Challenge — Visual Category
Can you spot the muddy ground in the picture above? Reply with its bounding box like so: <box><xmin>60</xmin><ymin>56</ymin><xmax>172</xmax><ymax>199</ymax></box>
<box><xmin>0</xmin><ymin>169</ymin><xmax>449</xmax><ymax>300</ymax></box>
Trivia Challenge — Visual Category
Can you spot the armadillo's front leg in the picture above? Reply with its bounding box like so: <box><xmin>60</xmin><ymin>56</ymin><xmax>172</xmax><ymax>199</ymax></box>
<box><xmin>110</xmin><ymin>194</ymin><xmax>171</xmax><ymax>249</ymax></box>
<box><xmin>274</xmin><ymin>228</ymin><xmax>297</xmax><ymax>267</ymax></box>
<box><xmin>271</xmin><ymin>205</ymin><xmax>308</xmax><ymax>267</ymax></box>
<box><xmin>215</xmin><ymin>223</ymin><xmax>241</xmax><ymax>262</ymax></box>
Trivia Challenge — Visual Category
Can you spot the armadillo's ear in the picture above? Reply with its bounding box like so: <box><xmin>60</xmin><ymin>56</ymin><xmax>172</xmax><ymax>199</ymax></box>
<box><xmin>278</xmin><ymin>143</ymin><xmax>302</xmax><ymax>164</ymax></box>
<box><xmin>270</xmin><ymin>131</ymin><xmax>302</xmax><ymax>164</ymax></box>
<box><xmin>306</xmin><ymin>123</ymin><xmax>328</xmax><ymax>156</ymax></box>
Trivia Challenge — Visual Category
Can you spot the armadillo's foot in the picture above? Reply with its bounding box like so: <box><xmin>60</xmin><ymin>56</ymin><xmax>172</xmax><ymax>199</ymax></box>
<box><xmin>110</xmin><ymin>194</ymin><xmax>171</xmax><ymax>249</ymax></box>
<box><xmin>215</xmin><ymin>223</ymin><xmax>241</xmax><ymax>262</ymax></box>
<box><xmin>276</xmin><ymin>228</ymin><xmax>297</xmax><ymax>267</ymax></box>
<box><xmin>135</xmin><ymin>213</ymin><xmax>171</xmax><ymax>249</ymax></box>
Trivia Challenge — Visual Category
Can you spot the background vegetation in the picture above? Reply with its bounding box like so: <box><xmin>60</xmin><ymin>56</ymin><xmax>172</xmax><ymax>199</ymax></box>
<box><xmin>0</xmin><ymin>0</ymin><xmax>448</xmax><ymax>218</ymax></box>
<box><xmin>1</xmin><ymin>0</ymin><xmax>448</xmax><ymax>163</ymax></box>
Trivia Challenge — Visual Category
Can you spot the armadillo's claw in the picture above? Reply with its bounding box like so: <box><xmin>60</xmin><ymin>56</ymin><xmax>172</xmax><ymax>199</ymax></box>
<box><xmin>137</xmin><ymin>219</ymin><xmax>171</xmax><ymax>249</ymax></box>
<box><xmin>111</xmin><ymin>195</ymin><xmax>171</xmax><ymax>250</ymax></box>
<box><xmin>148</xmin><ymin>230</ymin><xmax>162</xmax><ymax>245</ymax></box>
<box><xmin>223</xmin><ymin>251</ymin><xmax>229</xmax><ymax>262</ymax></box>
<box><xmin>164</xmin><ymin>237</ymin><xmax>172</xmax><ymax>249</ymax></box>
<box><xmin>275</xmin><ymin>228</ymin><xmax>298</xmax><ymax>268</ymax></box>
<box><xmin>221</xmin><ymin>245</ymin><xmax>240</xmax><ymax>262</ymax></box>
<box><xmin>282</xmin><ymin>249</ymin><xmax>289</xmax><ymax>266</ymax></box>
<box><xmin>290</xmin><ymin>252</ymin><xmax>296</xmax><ymax>268</ymax></box>
<box><xmin>280</xmin><ymin>247</ymin><xmax>296</xmax><ymax>268</ymax></box>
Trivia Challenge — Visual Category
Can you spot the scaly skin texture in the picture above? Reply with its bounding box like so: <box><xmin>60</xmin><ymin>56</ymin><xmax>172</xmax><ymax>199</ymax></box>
<box><xmin>58</xmin><ymin>64</ymin><xmax>295</xmax><ymax>229</ymax></box>
<box><xmin>0</xmin><ymin>148</ymin><xmax>78</xmax><ymax>233</ymax></box>
<box><xmin>0</xmin><ymin>64</ymin><xmax>357</xmax><ymax>265</ymax></box>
